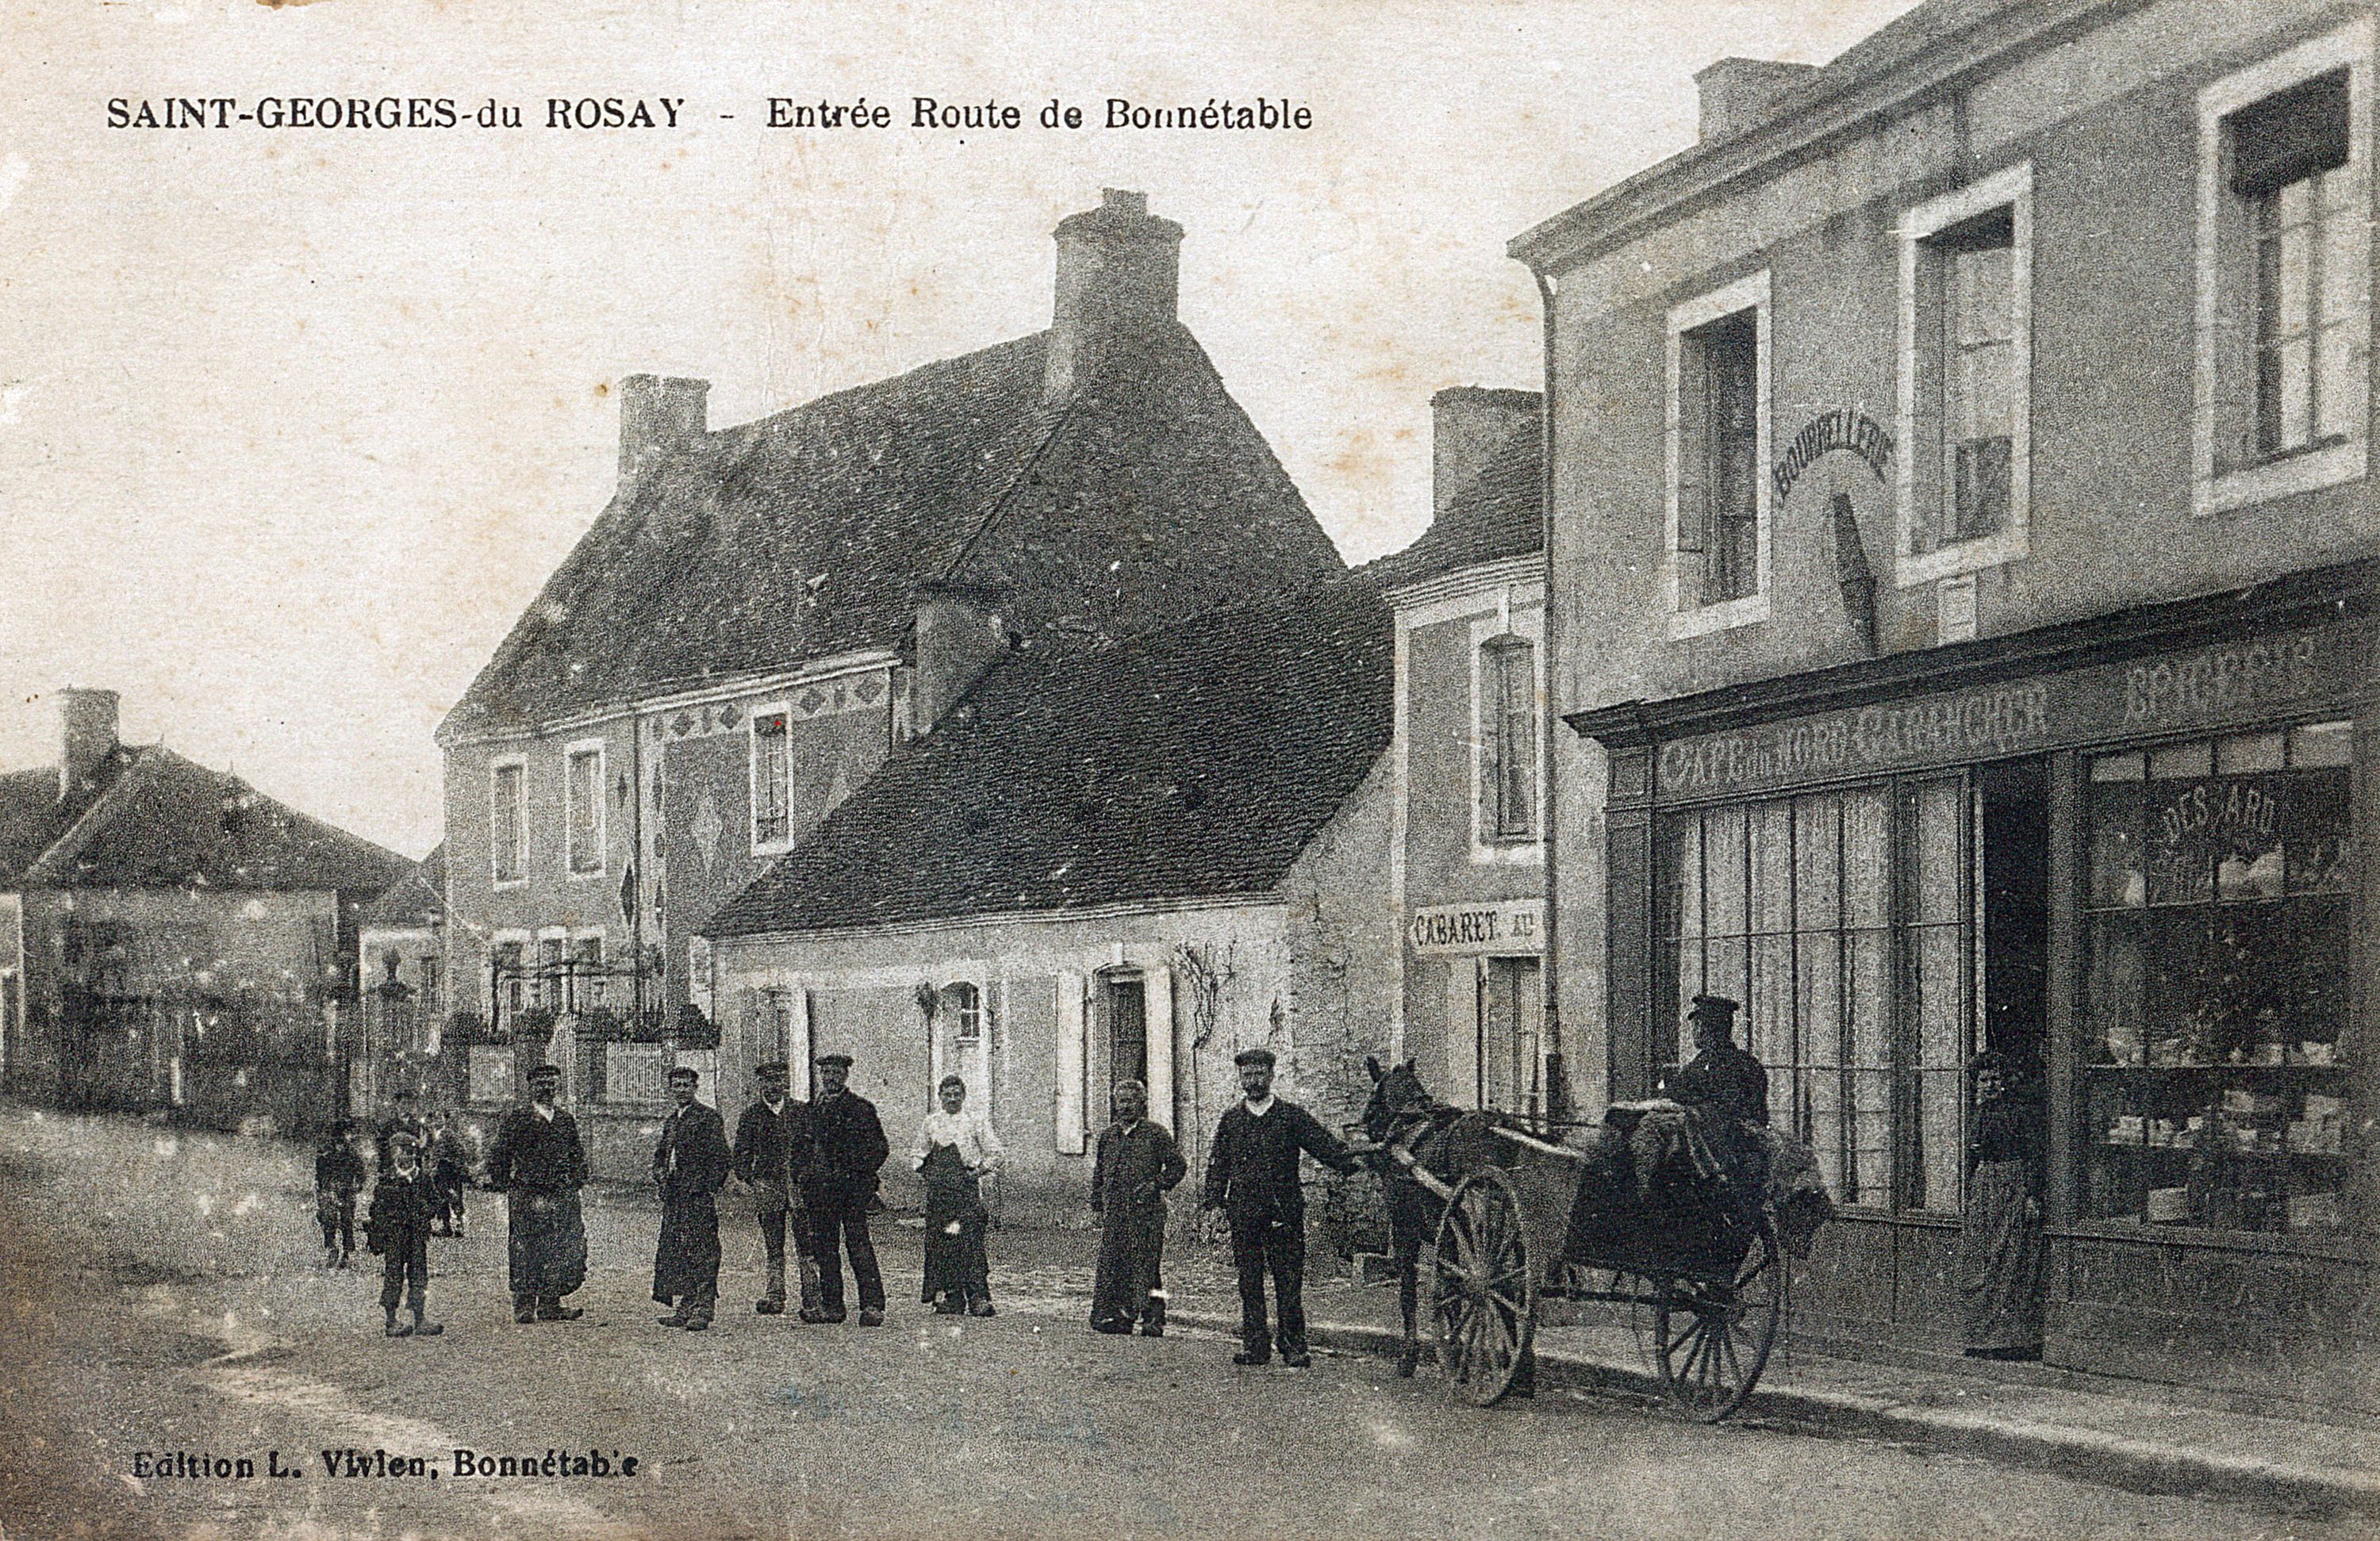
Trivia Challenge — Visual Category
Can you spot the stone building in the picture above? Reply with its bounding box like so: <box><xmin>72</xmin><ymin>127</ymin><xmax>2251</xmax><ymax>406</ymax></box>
<box><xmin>1518</xmin><ymin>0</ymin><xmax>2380</xmax><ymax>1405</ymax></box>
<box><xmin>701</xmin><ymin>581</ymin><xmax>1395</xmax><ymax>1226</ymax></box>
<box><xmin>0</xmin><ymin>688</ymin><xmax>411</xmax><ymax>1130</ymax></box>
<box><xmin>432</xmin><ymin>190</ymin><xmax>1347</xmax><ymax>1170</ymax></box>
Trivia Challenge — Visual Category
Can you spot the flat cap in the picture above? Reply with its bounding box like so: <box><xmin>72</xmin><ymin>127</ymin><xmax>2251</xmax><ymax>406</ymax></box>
<box><xmin>666</xmin><ymin>1066</ymin><xmax>700</xmax><ymax>1084</ymax></box>
<box><xmin>813</xmin><ymin>1052</ymin><xmax>854</xmax><ymax>1069</ymax></box>
<box><xmin>527</xmin><ymin>1062</ymin><xmax>562</xmax><ymax>1081</ymax></box>
<box><xmin>1233</xmin><ymin>1047</ymin><xmax>1276</xmax><ymax>1068</ymax></box>
<box><xmin>751</xmin><ymin>1060</ymin><xmax>790</xmax><ymax>1080</ymax></box>
<box><xmin>1688</xmin><ymin>994</ymin><xmax>1741</xmax><ymax>1018</ymax></box>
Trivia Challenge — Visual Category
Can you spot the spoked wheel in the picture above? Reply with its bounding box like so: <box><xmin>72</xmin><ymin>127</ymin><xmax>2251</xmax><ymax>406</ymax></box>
<box><xmin>1427</xmin><ymin>1167</ymin><xmax>1537</xmax><ymax>1406</ymax></box>
<box><xmin>1651</xmin><ymin>1213</ymin><xmax>1784</xmax><ymax>1423</ymax></box>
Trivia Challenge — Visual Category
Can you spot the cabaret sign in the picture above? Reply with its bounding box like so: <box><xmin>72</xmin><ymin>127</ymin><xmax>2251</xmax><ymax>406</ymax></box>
<box><xmin>1408</xmin><ymin>899</ymin><xmax>1544</xmax><ymax>956</ymax></box>
<box><xmin>1772</xmin><ymin>408</ymin><xmax>1894</xmax><ymax>502</ymax></box>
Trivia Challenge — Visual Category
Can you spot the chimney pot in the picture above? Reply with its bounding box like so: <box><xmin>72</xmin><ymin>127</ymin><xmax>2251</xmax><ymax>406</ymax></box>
<box><xmin>1694</xmin><ymin>57</ymin><xmax>1819</xmax><ymax>143</ymax></box>
<box><xmin>1045</xmin><ymin>190</ymin><xmax>1184</xmax><ymax>403</ymax></box>
<box><xmin>57</xmin><ymin>687</ymin><xmax>120</xmax><ymax>803</ymax></box>
<box><xmin>619</xmin><ymin>374</ymin><xmax>710</xmax><ymax>481</ymax></box>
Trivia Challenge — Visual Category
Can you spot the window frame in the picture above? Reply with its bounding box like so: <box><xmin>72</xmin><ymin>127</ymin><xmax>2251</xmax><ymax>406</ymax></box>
<box><xmin>1665</xmin><ymin>269</ymin><xmax>1773</xmax><ymax>638</ymax></box>
<box><xmin>1896</xmin><ymin>162</ymin><xmax>2034</xmax><ymax>586</ymax></box>
<box><xmin>2194</xmin><ymin>20</ymin><xmax>2374</xmax><ymax>517</ymax></box>
<box><xmin>748</xmin><ymin>702</ymin><xmax>793</xmax><ymax>856</ymax></box>
<box><xmin>563</xmin><ymin>738</ymin><xmax>607</xmax><ymax>879</ymax></box>
<box><xmin>489</xmin><ymin>755</ymin><xmax>528</xmax><ymax>889</ymax></box>
<box><xmin>1469</xmin><ymin>605</ymin><xmax>1546</xmax><ymax>861</ymax></box>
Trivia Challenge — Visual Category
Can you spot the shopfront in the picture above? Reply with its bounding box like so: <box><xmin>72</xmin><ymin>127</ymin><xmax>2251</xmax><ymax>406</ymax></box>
<box><xmin>1570</xmin><ymin>561</ymin><xmax>2380</xmax><ymax>1407</ymax></box>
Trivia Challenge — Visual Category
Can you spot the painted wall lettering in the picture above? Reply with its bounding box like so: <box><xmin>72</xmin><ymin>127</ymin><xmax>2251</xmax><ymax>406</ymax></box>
<box><xmin>1772</xmin><ymin>408</ymin><xmax>1894</xmax><ymax>502</ymax></box>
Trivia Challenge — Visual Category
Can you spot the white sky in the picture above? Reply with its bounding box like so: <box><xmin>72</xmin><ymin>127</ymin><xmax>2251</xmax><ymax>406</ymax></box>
<box><xmin>0</xmin><ymin>0</ymin><xmax>1921</xmax><ymax>859</ymax></box>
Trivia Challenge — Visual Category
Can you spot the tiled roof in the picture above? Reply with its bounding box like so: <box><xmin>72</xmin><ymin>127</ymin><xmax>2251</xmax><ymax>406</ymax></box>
<box><xmin>705</xmin><ymin>579</ymin><xmax>1393</xmax><ymax>937</ymax></box>
<box><xmin>0</xmin><ymin>762</ymin><xmax>118</xmax><ymax>886</ymax></box>
<box><xmin>17</xmin><ymin>747</ymin><xmax>413</xmax><ymax>895</ymax></box>
<box><xmin>359</xmin><ymin>844</ymin><xmax>447</xmax><ymax>929</ymax></box>
<box><xmin>443</xmin><ymin>323</ymin><xmax>1342</xmax><ymax>739</ymax></box>
<box><xmin>1361</xmin><ymin>417</ymin><xmax>1543</xmax><ymax>592</ymax></box>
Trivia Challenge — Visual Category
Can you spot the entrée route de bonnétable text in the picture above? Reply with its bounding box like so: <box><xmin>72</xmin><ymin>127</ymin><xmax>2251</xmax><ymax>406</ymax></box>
<box><xmin>104</xmin><ymin>96</ymin><xmax>1314</xmax><ymax>132</ymax></box>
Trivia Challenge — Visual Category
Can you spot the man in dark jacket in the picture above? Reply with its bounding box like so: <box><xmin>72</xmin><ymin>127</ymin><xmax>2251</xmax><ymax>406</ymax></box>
<box><xmin>485</xmin><ymin>1062</ymin><xmax>589</xmax><ymax>1324</ymax></box>
<box><xmin>652</xmin><ymin>1065</ymin><xmax>733</xmax><ymax>1330</ymax></box>
<box><xmin>1669</xmin><ymin>995</ymin><xmax>1769</xmax><ymax>1129</ymax></box>
<box><xmin>1089</xmin><ymin>1079</ymin><xmax>1187</xmax><ymax>1337</ymax></box>
<box><xmin>732</xmin><ymin>1060</ymin><xmax>821</xmax><ymax>1318</ymax></box>
<box><xmin>1200</xmin><ymin>1047</ymin><xmax>1361</xmax><ymax>1367</ymax></box>
<box><xmin>374</xmin><ymin>1087</ymin><xmax>428</xmax><ymax>1177</ymax></box>
<box><xmin>800</xmin><ymin>1052</ymin><xmax>889</xmax><ymax>1325</ymax></box>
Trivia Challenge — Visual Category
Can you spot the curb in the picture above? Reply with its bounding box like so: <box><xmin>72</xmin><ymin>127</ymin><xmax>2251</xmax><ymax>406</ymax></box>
<box><xmin>1163</xmin><ymin>1307</ymin><xmax>2380</xmax><ymax>1518</ymax></box>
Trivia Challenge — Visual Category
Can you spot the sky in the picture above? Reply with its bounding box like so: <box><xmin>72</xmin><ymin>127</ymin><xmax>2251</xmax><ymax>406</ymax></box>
<box><xmin>0</xmin><ymin>0</ymin><xmax>1923</xmax><ymax>860</ymax></box>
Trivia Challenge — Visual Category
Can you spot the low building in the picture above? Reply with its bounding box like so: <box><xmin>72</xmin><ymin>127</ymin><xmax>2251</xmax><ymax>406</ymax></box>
<box><xmin>701</xmin><ymin>581</ymin><xmax>1395</xmax><ymax>1228</ymax></box>
<box><xmin>1368</xmin><ymin>386</ymin><xmax>1553</xmax><ymax>1117</ymax></box>
<box><xmin>0</xmin><ymin>688</ymin><xmax>413</xmax><ymax>1131</ymax></box>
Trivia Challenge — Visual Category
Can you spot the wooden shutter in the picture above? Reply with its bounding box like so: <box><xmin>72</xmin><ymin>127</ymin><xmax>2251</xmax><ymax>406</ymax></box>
<box><xmin>1054</xmin><ymin>970</ymin><xmax>1085</xmax><ymax>1154</ymax></box>
<box><xmin>1143</xmin><ymin>964</ymin><xmax>1176</xmax><ymax>1132</ymax></box>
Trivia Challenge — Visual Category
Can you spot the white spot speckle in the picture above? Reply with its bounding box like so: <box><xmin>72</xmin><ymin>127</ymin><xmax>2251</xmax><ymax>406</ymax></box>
<box><xmin>0</xmin><ymin>155</ymin><xmax>26</xmax><ymax>217</ymax></box>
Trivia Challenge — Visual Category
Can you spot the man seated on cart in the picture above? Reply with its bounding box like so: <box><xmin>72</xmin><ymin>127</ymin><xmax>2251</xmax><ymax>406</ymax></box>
<box><xmin>1670</xmin><ymin>994</ymin><xmax>1768</xmax><ymax>1132</ymax></box>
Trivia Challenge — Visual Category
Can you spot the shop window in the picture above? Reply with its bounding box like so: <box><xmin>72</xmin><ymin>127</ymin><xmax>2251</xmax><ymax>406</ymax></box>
<box><xmin>1898</xmin><ymin>164</ymin><xmax>2032</xmax><ymax>583</ymax></box>
<box><xmin>491</xmin><ymin>761</ymin><xmax>526</xmax><ymax>884</ymax></box>
<box><xmin>1666</xmin><ymin>271</ymin><xmax>1770</xmax><ymax>634</ymax></box>
<box><xmin>1656</xmin><ymin>777</ymin><xmax>1973</xmax><ymax>1212</ymax></box>
<box><xmin>751</xmin><ymin>711</ymin><xmax>791</xmax><ymax>849</ymax></box>
<box><xmin>565</xmin><ymin>744</ymin><xmax>604</xmax><ymax>875</ymax></box>
<box><xmin>2082</xmin><ymin>721</ymin><xmax>2355</xmax><ymax>1235</ymax></box>
<box><xmin>1479</xmin><ymin>635</ymin><xmax>1538</xmax><ymax>841</ymax></box>
<box><xmin>2195</xmin><ymin>25</ymin><xmax>2371</xmax><ymax>515</ymax></box>
<box><xmin>1478</xmin><ymin>956</ymin><xmax>1544</xmax><ymax>1116</ymax></box>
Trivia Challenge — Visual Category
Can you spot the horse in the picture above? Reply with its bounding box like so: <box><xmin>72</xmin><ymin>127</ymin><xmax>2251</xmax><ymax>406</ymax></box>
<box><xmin>1357</xmin><ymin>1056</ymin><xmax>1473</xmax><ymax>1378</ymax></box>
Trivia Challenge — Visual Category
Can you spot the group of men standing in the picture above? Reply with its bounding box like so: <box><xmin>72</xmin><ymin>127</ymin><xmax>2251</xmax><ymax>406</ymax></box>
<box><xmin>451</xmin><ymin>1041</ymin><xmax>1376</xmax><ymax>1370</ymax></box>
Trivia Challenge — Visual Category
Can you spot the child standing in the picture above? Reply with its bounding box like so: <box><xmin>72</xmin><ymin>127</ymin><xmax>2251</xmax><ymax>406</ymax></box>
<box><xmin>314</xmin><ymin>1121</ymin><xmax>367</xmax><ymax>1270</ymax></box>
<box><xmin>367</xmin><ymin>1133</ymin><xmax>444</xmax><ymax>1338</ymax></box>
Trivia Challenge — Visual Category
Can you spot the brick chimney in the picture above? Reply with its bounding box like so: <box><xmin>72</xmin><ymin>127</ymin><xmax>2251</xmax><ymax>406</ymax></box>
<box><xmin>912</xmin><ymin>581</ymin><xmax>1011</xmax><ymax>735</ymax></box>
<box><xmin>618</xmin><ymin>374</ymin><xmax>710</xmax><ymax>481</ymax></box>
<box><xmin>57</xmin><ymin>687</ymin><xmax>119</xmax><ymax>803</ymax></box>
<box><xmin>1695</xmin><ymin>58</ymin><xmax>1818</xmax><ymax>142</ymax></box>
<box><xmin>1431</xmin><ymin>387</ymin><xmax>1541</xmax><ymax>516</ymax></box>
<box><xmin>1044</xmin><ymin>190</ymin><xmax>1184</xmax><ymax>403</ymax></box>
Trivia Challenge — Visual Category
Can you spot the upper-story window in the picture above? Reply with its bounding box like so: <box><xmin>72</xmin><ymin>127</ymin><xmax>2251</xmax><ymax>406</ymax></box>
<box><xmin>491</xmin><ymin>760</ymin><xmax>526</xmax><ymax>885</ymax></box>
<box><xmin>2196</xmin><ymin>22</ymin><xmax>2372</xmax><ymax>516</ymax></box>
<box><xmin>1479</xmin><ymin>634</ymin><xmax>1538</xmax><ymax>841</ymax></box>
<box><xmin>752</xmin><ymin>709</ymin><xmax>791</xmax><ymax>849</ymax></box>
<box><xmin>1898</xmin><ymin>163</ymin><xmax>2033</xmax><ymax>585</ymax></box>
<box><xmin>1666</xmin><ymin>270</ymin><xmax>1772</xmax><ymax>636</ymax></box>
<box><xmin>565</xmin><ymin>742</ymin><xmax>605</xmax><ymax>876</ymax></box>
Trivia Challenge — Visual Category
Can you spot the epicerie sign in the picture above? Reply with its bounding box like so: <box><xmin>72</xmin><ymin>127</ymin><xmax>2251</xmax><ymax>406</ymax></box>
<box><xmin>1407</xmin><ymin>899</ymin><xmax>1544</xmax><ymax>956</ymax></box>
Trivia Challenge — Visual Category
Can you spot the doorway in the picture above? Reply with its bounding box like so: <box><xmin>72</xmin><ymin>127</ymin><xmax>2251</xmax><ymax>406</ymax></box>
<box><xmin>1478</xmin><ymin>956</ymin><xmax>1544</xmax><ymax>1115</ymax></box>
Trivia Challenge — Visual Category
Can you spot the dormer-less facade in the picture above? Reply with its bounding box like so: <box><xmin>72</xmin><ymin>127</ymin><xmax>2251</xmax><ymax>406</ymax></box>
<box><xmin>1523</xmin><ymin>0</ymin><xmax>2379</xmax><ymax>1405</ymax></box>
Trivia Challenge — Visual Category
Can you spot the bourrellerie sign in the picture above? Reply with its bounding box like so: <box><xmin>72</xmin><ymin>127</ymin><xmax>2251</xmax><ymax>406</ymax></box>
<box><xmin>1656</xmin><ymin>626</ymin><xmax>2359</xmax><ymax>799</ymax></box>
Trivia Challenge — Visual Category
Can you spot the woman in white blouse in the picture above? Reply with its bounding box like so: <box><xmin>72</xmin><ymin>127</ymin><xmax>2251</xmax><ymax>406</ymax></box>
<box><xmin>913</xmin><ymin>1075</ymin><xmax>1004</xmax><ymax>1316</ymax></box>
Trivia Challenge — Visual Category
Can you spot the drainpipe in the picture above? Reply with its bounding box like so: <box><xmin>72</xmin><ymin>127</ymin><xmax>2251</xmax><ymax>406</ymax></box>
<box><xmin>1534</xmin><ymin>266</ymin><xmax>1568</xmax><ymax>1123</ymax></box>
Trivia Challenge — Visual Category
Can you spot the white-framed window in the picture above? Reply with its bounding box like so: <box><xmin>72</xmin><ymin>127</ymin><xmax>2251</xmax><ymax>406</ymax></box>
<box><xmin>490</xmin><ymin>757</ymin><xmax>527</xmax><ymax>887</ymax></box>
<box><xmin>1476</xmin><ymin>633</ymin><xmax>1539</xmax><ymax>841</ymax></box>
<box><xmin>1666</xmin><ymin>270</ymin><xmax>1772</xmax><ymax>636</ymax></box>
<box><xmin>750</xmin><ymin>707</ymin><xmax>792</xmax><ymax>852</ymax></box>
<box><xmin>565</xmin><ymin>739</ymin><xmax>605</xmax><ymax>876</ymax></box>
<box><xmin>2194</xmin><ymin>21</ymin><xmax>2373</xmax><ymax>516</ymax></box>
<box><xmin>1898</xmin><ymin>163</ymin><xmax>2033</xmax><ymax>585</ymax></box>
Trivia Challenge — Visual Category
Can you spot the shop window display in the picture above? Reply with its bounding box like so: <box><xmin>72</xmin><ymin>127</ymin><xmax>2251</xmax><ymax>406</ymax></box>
<box><xmin>2082</xmin><ymin>722</ymin><xmax>2355</xmax><ymax>1233</ymax></box>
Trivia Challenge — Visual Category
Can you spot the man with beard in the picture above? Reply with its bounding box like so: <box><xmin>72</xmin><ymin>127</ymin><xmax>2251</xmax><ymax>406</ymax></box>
<box><xmin>801</xmin><ymin>1052</ymin><xmax>889</xmax><ymax>1325</ymax></box>
<box><xmin>652</xmin><ymin>1065</ymin><xmax>732</xmax><ymax>1331</ymax></box>
<box><xmin>732</xmin><ymin>1060</ymin><xmax>821</xmax><ymax>1319</ymax></box>
<box><xmin>485</xmin><ymin>1062</ymin><xmax>589</xmax><ymax>1323</ymax></box>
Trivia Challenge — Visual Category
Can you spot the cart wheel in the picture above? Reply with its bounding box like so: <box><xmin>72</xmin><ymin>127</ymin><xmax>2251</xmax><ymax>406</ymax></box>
<box><xmin>1651</xmin><ymin>1213</ymin><xmax>1783</xmax><ymax>1423</ymax></box>
<box><xmin>1427</xmin><ymin>1167</ymin><xmax>1537</xmax><ymax>1407</ymax></box>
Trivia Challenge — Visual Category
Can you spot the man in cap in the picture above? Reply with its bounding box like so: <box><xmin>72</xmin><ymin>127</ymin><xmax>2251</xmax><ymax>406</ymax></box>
<box><xmin>1088</xmin><ymin>1078</ymin><xmax>1186</xmax><ymax>1336</ymax></box>
<box><xmin>801</xmin><ymin>1052</ymin><xmax>889</xmax><ymax>1324</ymax></box>
<box><xmin>1669</xmin><ymin>995</ymin><xmax>1769</xmax><ymax>1131</ymax></box>
<box><xmin>652</xmin><ymin>1065</ymin><xmax>733</xmax><ymax>1330</ymax></box>
<box><xmin>374</xmin><ymin>1087</ymin><xmax>428</xmax><ymax>1177</ymax></box>
<box><xmin>733</xmin><ymin>1060</ymin><xmax>822</xmax><ymax>1318</ymax></box>
<box><xmin>1200</xmin><ymin>1046</ymin><xmax>1361</xmax><ymax>1367</ymax></box>
<box><xmin>484</xmin><ymin>1061</ymin><xmax>589</xmax><ymax>1323</ymax></box>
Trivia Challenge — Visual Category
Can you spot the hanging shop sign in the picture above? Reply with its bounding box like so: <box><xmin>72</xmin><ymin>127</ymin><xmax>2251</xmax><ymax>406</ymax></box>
<box><xmin>1408</xmin><ymin>899</ymin><xmax>1545</xmax><ymax>956</ymax></box>
<box><xmin>1656</xmin><ymin>623</ymin><xmax>2367</xmax><ymax>800</ymax></box>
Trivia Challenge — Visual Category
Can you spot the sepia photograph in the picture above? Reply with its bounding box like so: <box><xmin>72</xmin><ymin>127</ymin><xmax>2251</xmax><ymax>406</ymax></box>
<box><xmin>2</xmin><ymin>0</ymin><xmax>2377</xmax><ymax>1535</ymax></box>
